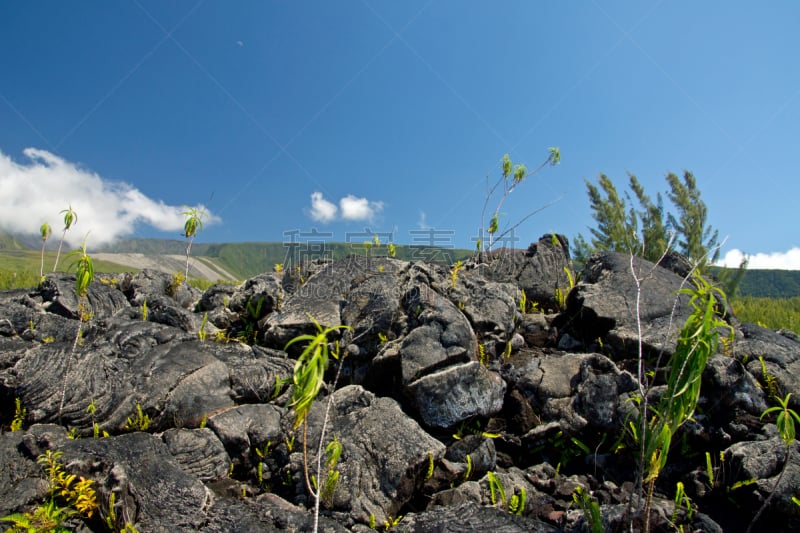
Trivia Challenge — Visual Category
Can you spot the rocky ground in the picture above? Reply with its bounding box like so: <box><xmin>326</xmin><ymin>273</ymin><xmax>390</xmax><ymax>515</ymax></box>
<box><xmin>1</xmin><ymin>235</ymin><xmax>798</xmax><ymax>532</ymax></box>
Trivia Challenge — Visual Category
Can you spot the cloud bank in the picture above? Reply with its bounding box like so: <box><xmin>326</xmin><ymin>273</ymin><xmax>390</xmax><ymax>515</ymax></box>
<box><xmin>306</xmin><ymin>192</ymin><xmax>383</xmax><ymax>223</ymax></box>
<box><xmin>0</xmin><ymin>148</ymin><xmax>219</xmax><ymax>247</ymax></box>
<box><xmin>717</xmin><ymin>247</ymin><xmax>800</xmax><ymax>270</ymax></box>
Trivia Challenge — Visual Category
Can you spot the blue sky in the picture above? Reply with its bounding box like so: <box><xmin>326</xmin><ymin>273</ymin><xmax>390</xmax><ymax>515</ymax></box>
<box><xmin>1</xmin><ymin>1</ymin><xmax>799</xmax><ymax>268</ymax></box>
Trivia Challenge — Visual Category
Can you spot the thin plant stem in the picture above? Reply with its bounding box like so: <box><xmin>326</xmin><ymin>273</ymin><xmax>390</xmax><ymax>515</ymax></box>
<box><xmin>311</xmin><ymin>351</ymin><xmax>344</xmax><ymax>533</ymax></box>
<box><xmin>57</xmin><ymin>320</ymin><xmax>83</xmax><ymax>423</ymax></box>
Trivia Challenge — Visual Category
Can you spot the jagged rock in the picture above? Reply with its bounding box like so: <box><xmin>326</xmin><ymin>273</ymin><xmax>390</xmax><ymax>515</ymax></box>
<box><xmin>211</xmin><ymin>344</ymin><xmax>293</xmax><ymax>404</ymax></box>
<box><xmin>1</xmin><ymin>322</ymin><xmax>287</xmax><ymax>433</ymax></box>
<box><xmin>197</xmin><ymin>282</ymin><xmax>239</xmax><ymax>330</ymax></box>
<box><xmin>228</xmin><ymin>273</ymin><xmax>283</xmax><ymax>321</ymax></box>
<box><xmin>264</xmin><ymin>256</ymin><xmax>374</xmax><ymax>349</ymax></box>
<box><xmin>206</xmin><ymin>403</ymin><xmax>285</xmax><ymax>470</ymax></box>
<box><xmin>518</xmin><ymin>313</ymin><xmax>553</xmax><ymax>348</ymax></box>
<box><xmin>197</xmin><ymin>282</ymin><xmax>237</xmax><ymax>312</ymax></box>
<box><xmin>41</xmin><ymin>273</ymin><xmax>130</xmax><ymax>320</ymax></box>
<box><xmin>403</xmin><ymin>501</ymin><xmax>560</xmax><ymax>532</ymax></box>
<box><xmin>445</xmin><ymin>434</ymin><xmax>497</xmax><ymax>479</ymax></box>
<box><xmin>140</xmin><ymin>294</ymin><xmax>204</xmax><ymax>332</ymax></box>
<box><xmin>339</xmin><ymin>261</ymin><xmax>406</xmax><ymax>383</ymax></box>
<box><xmin>62</xmin><ymin>431</ymin><xmax>211</xmax><ymax>531</ymax></box>
<box><xmin>558</xmin><ymin>251</ymin><xmax>692</xmax><ymax>358</ymax></box>
<box><xmin>162</xmin><ymin>427</ymin><xmax>231</xmax><ymax>482</ymax></box>
<box><xmin>3</xmin><ymin>246</ymin><xmax>800</xmax><ymax>532</ymax></box>
<box><xmin>507</xmin><ymin>352</ymin><xmax>637</xmax><ymax>435</ymax></box>
<box><xmin>120</xmin><ymin>268</ymin><xmax>200</xmax><ymax>310</ymax></box>
<box><xmin>0</xmin><ymin>336</ymin><xmax>31</xmax><ymax>375</ymax></box>
<box><xmin>399</xmin><ymin>283</ymin><xmax>475</xmax><ymax>384</ymax></box>
<box><xmin>397</xmin><ymin>279</ymin><xmax>506</xmax><ymax>427</ymax></box>
<box><xmin>724</xmin><ymin>436</ymin><xmax>800</xmax><ymax>529</ymax></box>
<box><xmin>447</xmin><ymin>268</ymin><xmax>521</xmax><ymax>355</ymax></box>
<box><xmin>406</xmin><ymin>361</ymin><xmax>506</xmax><ymax>428</ymax></box>
<box><xmin>295</xmin><ymin>385</ymin><xmax>446</xmax><ymax>525</ymax></box>
<box><xmin>740</xmin><ymin>322</ymin><xmax>800</xmax><ymax>410</ymax></box>
<box><xmin>0</xmin><ymin>293</ymin><xmax>41</xmax><ymax>338</ymax></box>
<box><xmin>0</xmin><ymin>430</ymin><xmax>45</xmax><ymax>518</ymax></box>
<box><xmin>0</xmin><ymin>291</ymin><xmax>75</xmax><ymax>350</ymax></box>
<box><xmin>703</xmin><ymin>354</ymin><xmax>768</xmax><ymax>431</ymax></box>
<box><xmin>427</xmin><ymin>480</ymin><xmax>483</xmax><ymax>508</ymax></box>
<box><xmin>201</xmin><ymin>492</ymin><xmax>350</xmax><ymax>533</ymax></box>
<box><xmin>479</xmin><ymin>233</ymin><xmax>574</xmax><ymax>311</ymax></box>
<box><xmin>11</xmin><ymin>426</ymin><xmax>210</xmax><ymax>531</ymax></box>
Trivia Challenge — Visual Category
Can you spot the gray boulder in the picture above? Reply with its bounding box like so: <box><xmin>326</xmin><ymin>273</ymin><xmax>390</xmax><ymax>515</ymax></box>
<box><xmin>264</xmin><ymin>256</ymin><xmax>374</xmax><ymax>349</ymax></box>
<box><xmin>507</xmin><ymin>351</ymin><xmax>637</xmax><ymax>435</ymax></box>
<box><xmin>402</xmin><ymin>501</ymin><xmax>560</xmax><ymax>532</ymax></box>
<box><xmin>206</xmin><ymin>403</ymin><xmax>285</xmax><ymax>472</ymax></box>
<box><xmin>228</xmin><ymin>272</ymin><xmax>283</xmax><ymax>321</ymax></box>
<box><xmin>57</xmin><ymin>429</ymin><xmax>209</xmax><ymax>531</ymax></box>
<box><xmin>406</xmin><ymin>361</ymin><xmax>506</xmax><ymax>428</ymax></box>
<box><xmin>398</xmin><ymin>280</ymin><xmax>505</xmax><ymax>428</ymax></box>
<box><xmin>739</xmin><ymin>322</ymin><xmax>800</xmax><ymax>411</ymax></box>
<box><xmin>447</xmin><ymin>267</ymin><xmax>521</xmax><ymax>357</ymax></box>
<box><xmin>1</xmin><ymin>322</ymin><xmax>290</xmax><ymax>433</ymax></box>
<box><xmin>294</xmin><ymin>385</ymin><xmax>446</xmax><ymax>526</ymax></box>
<box><xmin>560</xmin><ymin>251</ymin><xmax>693</xmax><ymax>358</ymax></box>
<box><xmin>41</xmin><ymin>273</ymin><xmax>130</xmax><ymax>320</ymax></box>
<box><xmin>479</xmin><ymin>233</ymin><xmax>574</xmax><ymax>312</ymax></box>
<box><xmin>162</xmin><ymin>427</ymin><xmax>231</xmax><ymax>482</ymax></box>
<box><xmin>725</xmin><ymin>435</ymin><xmax>800</xmax><ymax>527</ymax></box>
<box><xmin>120</xmin><ymin>268</ymin><xmax>200</xmax><ymax>310</ymax></box>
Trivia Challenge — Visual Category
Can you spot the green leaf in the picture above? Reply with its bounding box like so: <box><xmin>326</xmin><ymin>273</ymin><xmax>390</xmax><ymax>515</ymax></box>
<box><xmin>502</xmin><ymin>154</ymin><xmax>512</xmax><ymax>178</ymax></box>
<box><xmin>488</xmin><ymin>214</ymin><xmax>499</xmax><ymax>234</ymax></box>
<box><xmin>548</xmin><ymin>146</ymin><xmax>560</xmax><ymax>165</ymax></box>
<box><xmin>61</xmin><ymin>205</ymin><xmax>78</xmax><ymax>230</ymax></box>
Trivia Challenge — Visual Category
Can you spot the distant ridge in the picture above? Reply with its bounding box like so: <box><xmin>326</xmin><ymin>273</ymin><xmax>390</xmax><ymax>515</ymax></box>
<box><xmin>731</xmin><ymin>269</ymin><xmax>800</xmax><ymax>298</ymax></box>
<box><xmin>96</xmin><ymin>238</ymin><xmax>475</xmax><ymax>280</ymax></box>
<box><xmin>2</xmin><ymin>229</ymin><xmax>799</xmax><ymax>294</ymax></box>
<box><xmin>0</xmin><ymin>229</ymin><xmax>26</xmax><ymax>250</ymax></box>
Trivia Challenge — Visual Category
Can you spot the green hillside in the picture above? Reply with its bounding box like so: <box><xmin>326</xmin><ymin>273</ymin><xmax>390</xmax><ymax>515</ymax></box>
<box><xmin>3</xmin><ymin>231</ymin><xmax>800</xmax><ymax>297</ymax></box>
<box><xmin>0</xmin><ymin>250</ymin><xmax>141</xmax><ymax>290</ymax></box>
<box><xmin>0</xmin><ymin>236</ymin><xmax>475</xmax><ymax>284</ymax></box>
<box><xmin>734</xmin><ymin>269</ymin><xmax>800</xmax><ymax>298</ymax></box>
<box><xmin>0</xmin><ymin>230</ymin><xmax>26</xmax><ymax>251</ymax></box>
<box><xmin>202</xmin><ymin>241</ymin><xmax>473</xmax><ymax>279</ymax></box>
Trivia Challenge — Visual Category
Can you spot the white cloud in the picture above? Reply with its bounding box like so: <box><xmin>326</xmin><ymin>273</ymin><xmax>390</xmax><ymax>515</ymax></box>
<box><xmin>307</xmin><ymin>192</ymin><xmax>338</xmax><ymax>223</ymax></box>
<box><xmin>339</xmin><ymin>194</ymin><xmax>383</xmax><ymax>222</ymax></box>
<box><xmin>305</xmin><ymin>192</ymin><xmax>383</xmax><ymax>223</ymax></box>
<box><xmin>717</xmin><ymin>247</ymin><xmax>800</xmax><ymax>270</ymax></box>
<box><xmin>0</xmin><ymin>148</ymin><xmax>219</xmax><ymax>247</ymax></box>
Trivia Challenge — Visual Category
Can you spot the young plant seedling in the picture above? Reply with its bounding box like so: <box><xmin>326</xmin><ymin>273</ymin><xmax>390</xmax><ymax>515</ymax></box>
<box><xmin>182</xmin><ymin>207</ymin><xmax>206</xmax><ymax>279</ymax></box>
<box><xmin>39</xmin><ymin>222</ymin><xmax>52</xmax><ymax>280</ymax></box>
<box><xmin>284</xmin><ymin>315</ymin><xmax>351</xmax><ymax>533</ymax></box>
<box><xmin>479</xmin><ymin>149</ymin><xmax>560</xmax><ymax>254</ymax></box>
<box><xmin>52</xmin><ymin>205</ymin><xmax>78</xmax><ymax>272</ymax></box>
<box><xmin>58</xmin><ymin>235</ymin><xmax>94</xmax><ymax>421</ymax></box>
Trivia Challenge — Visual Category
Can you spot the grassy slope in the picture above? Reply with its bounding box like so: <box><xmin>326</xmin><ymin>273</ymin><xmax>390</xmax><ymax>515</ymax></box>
<box><xmin>0</xmin><ymin>250</ymin><xmax>135</xmax><ymax>275</ymax></box>
<box><xmin>0</xmin><ymin>238</ymin><xmax>476</xmax><ymax>282</ymax></box>
<box><xmin>4</xmin><ymin>232</ymin><xmax>800</xmax><ymax>297</ymax></box>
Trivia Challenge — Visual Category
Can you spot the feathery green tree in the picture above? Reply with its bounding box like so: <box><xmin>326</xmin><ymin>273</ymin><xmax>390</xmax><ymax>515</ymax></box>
<box><xmin>665</xmin><ymin>171</ymin><xmax>719</xmax><ymax>269</ymax></box>
<box><xmin>575</xmin><ymin>172</ymin><xmax>718</xmax><ymax>270</ymax></box>
<box><xmin>583</xmin><ymin>174</ymin><xmax>638</xmax><ymax>256</ymax></box>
